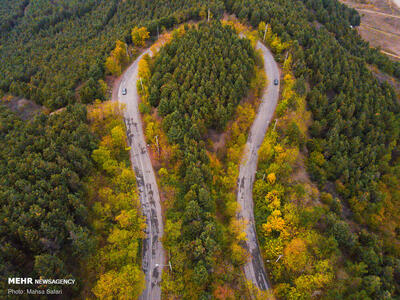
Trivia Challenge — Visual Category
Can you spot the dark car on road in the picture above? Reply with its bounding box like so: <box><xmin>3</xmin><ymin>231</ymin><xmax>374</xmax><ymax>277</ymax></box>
<box><xmin>122</xmin><ymin>88</ymin><xmax>127</xmax><ymax>95</ymax></box>
<box><xmin>274</xmin><ymin>79</ymin><xmax>279</xmax><ymax>85</ymax></box>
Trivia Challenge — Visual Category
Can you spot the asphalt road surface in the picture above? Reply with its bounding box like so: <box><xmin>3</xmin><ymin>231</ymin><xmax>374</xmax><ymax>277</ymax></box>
<box><xmin>237</xmin><ymin>41</ymin><xmax>280</xmax><ymax>292</ymax></box>
<box><xmin>115</xmin><ymin>49</ymin><xmax>165</xmax><ymax>300</ymax></box>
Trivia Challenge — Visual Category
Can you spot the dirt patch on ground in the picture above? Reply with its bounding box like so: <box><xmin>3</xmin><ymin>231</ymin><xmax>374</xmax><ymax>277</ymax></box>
<box><xmin>207</xmin><ymin>129</ymin><xmax>227</xmax><ymax>153</ymax></box>
<box><xmin>290</xmin><ymin>152</ymin><xmax>322</xmax><ymax>206</ymax></box>
<box><xmin>1</xmin><ymin>95</ymin><xmax>46</xmax><ymax>120</ymax></box>
<box><xmin>108</xmin><ymin>74</ymin><xmax>122</xmax><ymax>102</ymax></box>
<box><xmin>340</xmin><ymin>0</ymin><xmax>400</xmax><ymax>60</ymax></box>
<box><xmin>292</xmin><ymin>156</ymin><xmax>311</xmax><ymax>184</ymax></box>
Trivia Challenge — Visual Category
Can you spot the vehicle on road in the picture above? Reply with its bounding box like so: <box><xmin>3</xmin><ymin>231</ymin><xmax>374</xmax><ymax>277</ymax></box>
<box><xmin>274</xmin><ymin>79</ymin><xmax>279</xmax><ymax>85</ymax></box>
<box><xmin>122</xmin><ymin>88</ymin><xmax>127</xmax><ymax>95</ymax></box>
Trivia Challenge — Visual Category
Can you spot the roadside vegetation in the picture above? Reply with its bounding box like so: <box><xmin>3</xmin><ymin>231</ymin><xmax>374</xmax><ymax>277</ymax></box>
<box><xmin>83</xmin><ymin>101</ymin><xmax>145</xmax><ymax>299</ymax></box>
<box><xmin>253</xmin><ymin>53</ymin><xmax>339</xmax><ymax>298</ymax></box>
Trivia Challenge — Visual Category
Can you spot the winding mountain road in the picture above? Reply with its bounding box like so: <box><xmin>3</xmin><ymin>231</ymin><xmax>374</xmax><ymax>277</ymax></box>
<box><xmin>237</xmin><ymin>41</ymin><xmax>280</xmax><ymax>292</ymax></box>
<box><xmin>114</xmin><ymin>49</ymin><xmax>165</xmax><ymax>300</ymax></box>
<box><xmin>113</xmin><ymin>37</ymin><xmax>279</xmax><ymax>299</ymax></box>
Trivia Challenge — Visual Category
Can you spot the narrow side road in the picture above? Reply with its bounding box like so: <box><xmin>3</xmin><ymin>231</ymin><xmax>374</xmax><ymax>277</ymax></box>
<box><xmin>114</xmin><ymin>50</ymin><xmax>165</xmax><ymax>300</ymax></box>
<box><xmin>237</xmin><ymin>41</ymin><xmax>280</xmax><ymax>292</ymax></box>
<box><xmin>357</xmin><ymin>8</ymin><xmax>400</xmax><ymax>19</ymax></box>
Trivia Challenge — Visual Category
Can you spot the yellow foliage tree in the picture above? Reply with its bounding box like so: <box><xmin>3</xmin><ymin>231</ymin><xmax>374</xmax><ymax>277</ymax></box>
<box><xmin>236</xmin><ymin>103</ymin><xmax>255</xmax><ymax>132</ymax></box>
<box><xmin>131</xmin><ymin>26</ymin><xmax>150</xmax><ymax>47</ymax></box>
<box><xmin>264</xmin><ymin>238</ymin><xmax>284</xmax><ymax>262</ymax></box>
<box><xmin>263</xmin><ymin>210</ymin><xmax>288</xmax><ymax>239</ymax></box>
<box><xmin>145</xmin><ymin>121</ymin><xmax>155</xmax><ymax>143</ymax></box>
<box><xmin>98</xmin><ymin>79</ymin><xmax>108</xmax><ymax>97</ymax></box>
<box><xmin>231</xmin><ymin>242</ymin><xmax>249</xmax><ymax>265</ymax></box>
<box><xmin>105</xmin><ymin>55</ymin><xmax>121</xmax><ymax>76</ymax></box>
<box><xmin>258</xmin><ymin>133</ymin><xmax>276</xmax><ymax>163</ymax></box>
<box><xmin>115</xmin><ymin>40</ymin><xmax>129</xmax><ymax>65</ymax></box>
<box><xmin>172</xmin><ymin>24</ymin><xmax>186</xmax><ymax>38</ymax></box>
<box><xmin>283</xmin><ymin>54</ymin><xmax>292</xmax><ymax>72</ymax></box>
<box><xmin>111</xmin><ymin>125</ymin><xmax>127</xmax><ymax>150</ymax></box>
<box><xmin>92</xmin><ymin>264</ymin><xmax>145</xmax><ymax>299</ymax></box>
<box><xmin>258</xmin><ymin>21</ymin><xmax>266</xmax><ymax>33</ymax></box>
<box><xmin>105</xmin><ymin>40</ymin><xmax>129</xmax><ymax>76</ymax></box>
<box><xmin>158</xmin><ymin>167</ymin><xmax>168</xmax><ymax>178</ymax></box>
<box><xmin>229</xmin><ymin>218</ymin><xmax>247</xmax><ymax>242</ymax></box>
<box><xmin>283</xmin><ymin>238</ymin><xmax>308</xmax><ymax>273</ymax></box>
<box><xmin>138</xmin><ymin>55</ymin><xmax>151</xmax><ymax>98</ymax></box>
<box><xmin>263</xmin><ymin>23</ymin><xmax>273</xmax><ymax>43</ymax></box>
<box><xmin>267</xmin><ymin>173</ymin><xmax>276</xmax><ymax>184</ymax></box>
<box><xmin>265</xmin><ymin>190</ymin><xmax>281</xmax><ymax>210</ymax></box>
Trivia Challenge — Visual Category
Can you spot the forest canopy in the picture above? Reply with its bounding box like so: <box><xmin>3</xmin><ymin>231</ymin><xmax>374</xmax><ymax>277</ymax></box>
<box><xmin>1</xmin><ymin>0</ymin><xmax>400</xmax><ymax>298</ymax></box>
<box><xmin>0</xmin><ymin>0</ymin><xmax>224</xmax><ymax>109</ymax></box>
<box><xmin>149</xmin><ymin>22</ymin><xmax>255</xmax><ymax>141</ymax></box>
<box><xmin>0</xmin><ymin>105</ymin><xmax>96</xmax><ymax>294</ymax></box>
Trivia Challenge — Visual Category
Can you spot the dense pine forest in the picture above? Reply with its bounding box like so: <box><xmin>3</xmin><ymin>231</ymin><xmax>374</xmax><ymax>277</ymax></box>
<box><xmin>0</xmin><ymin>105</ymin><xmax>96</xmax><ymax>296</ymax></box>
<box><xmin>1</xmin><ymin>0</ymin><xmax>400</xmax><ymax>299</ymax></box>
<box><xmin>149</xmin><ymin>22</ymin><xmax>255</xmax><ymax>137</ymax></box>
